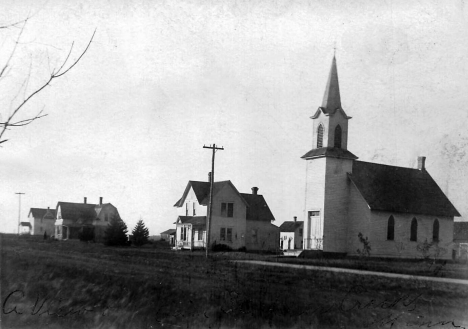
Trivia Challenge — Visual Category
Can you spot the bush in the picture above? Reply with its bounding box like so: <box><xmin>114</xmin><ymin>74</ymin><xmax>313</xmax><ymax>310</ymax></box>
<box><xmin>357</xmin><ymin>232</ymin><xmax>371</xmax><ymax>257</ymax></box>
<box><xmin>211</xmin><ymin>243</ymin><xmax>232</xmax><ymax>252</ymax></box>
<box><xmin>79</xmin><ymin>227</ymin><xmax>95</xmax><ymax>242</ymax></box>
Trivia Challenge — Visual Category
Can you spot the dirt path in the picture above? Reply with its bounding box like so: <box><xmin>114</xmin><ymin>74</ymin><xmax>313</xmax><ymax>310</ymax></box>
<box><xmin>234</xmin><ymin>260</ymin><xmax>468</xmax><ymax>286</ymax></box>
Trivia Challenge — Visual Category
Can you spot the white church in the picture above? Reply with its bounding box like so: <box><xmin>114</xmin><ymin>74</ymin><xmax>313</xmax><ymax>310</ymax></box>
<box><xmin>302</xmin><ymin>57</ymin><xmax>460</xmax><ymax>260</ymax></box>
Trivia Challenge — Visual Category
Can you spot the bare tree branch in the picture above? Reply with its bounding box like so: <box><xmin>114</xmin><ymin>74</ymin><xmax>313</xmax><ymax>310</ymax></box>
<box><xmin>0</xmin><ymin>19</ymin><xmax>28</xmax><ymax>79</ymax></box>
<box><xmin>0</xmin><ymin>28</ymin><xmax>97</xmax><ymax>145</ymax></box>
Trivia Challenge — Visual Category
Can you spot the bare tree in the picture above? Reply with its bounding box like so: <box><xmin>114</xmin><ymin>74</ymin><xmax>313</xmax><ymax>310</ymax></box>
<box><xmin>0</xmin><ymin>16</ymin><xmax>95</xmax><ymax>145</ymax></box>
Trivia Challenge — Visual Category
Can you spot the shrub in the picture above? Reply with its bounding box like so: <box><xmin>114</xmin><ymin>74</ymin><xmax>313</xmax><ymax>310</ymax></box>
<box><xmin>357</xmin><ymin>232</ymin><xmax>371</xmax><ymax>257</ymax></box>
<box><xmin>212</xmin><ymin>243</ymin><xmax>232</xmax><ymax>252</ymax></box>
<box><xmin>79</xmin><ymin>227</ymin><xmax>95</xmax><ymax>242</ymax></box>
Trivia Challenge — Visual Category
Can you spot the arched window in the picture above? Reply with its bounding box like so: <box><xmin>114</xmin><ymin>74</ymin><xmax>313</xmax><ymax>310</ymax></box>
<box><xmin>317</xmin><ymin>124</ymin><xmax>324</xmax><ymax>148</ymax></box>
<box><xmin>410</xmin><ymin>218</ymin><xmax>418</xmax><ymax>242</ymax></box>
<box><xmin>334</xmin><ymin>125</ymin><xmax>342</xmax><ymax>148</ymax></box>
<box><xmin>387</xmin><ymin>215</ymin><xmax>395</xmax><ymax>241</ymax></box>
<box><xmin>433</xmin><ymin>219</ymin><xmax>439</xmax><ymax>242</ymax></box>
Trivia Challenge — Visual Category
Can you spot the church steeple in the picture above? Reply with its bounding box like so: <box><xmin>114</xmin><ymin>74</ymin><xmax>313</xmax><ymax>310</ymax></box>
<box><xmin>321</xmin><ymin>56</ymin><xmax>341</xmax><ymax>113</ymax></box>
<box><xmin>302</xmin><ymin>55</ymin><xmax>356</xmax><ymax>157</ymax></box>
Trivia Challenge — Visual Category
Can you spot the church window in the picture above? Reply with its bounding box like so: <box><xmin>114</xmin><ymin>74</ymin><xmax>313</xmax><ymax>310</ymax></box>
<box><xmin>334</xmin><ymin>125</ymin><xmax>342</xmax><ymax>148</ymax></box>
<box><xmin>387</xmin><ymin>215</ymin><xmax>395</xmax><ymax>241</ymax></box>
<box><xmin>410</xmin><ymin>218</ymin><xmax>418</xmax><ymax>242</ymax></box>
<box><xmin>433</xmin><ymin>219</ymin><xmax>439</xmax><ymax>242</ymax></box>
<box><xmin>317</xmin><ymin>124</ymin><xmax>324</xmax><ymax>148</ymax></box>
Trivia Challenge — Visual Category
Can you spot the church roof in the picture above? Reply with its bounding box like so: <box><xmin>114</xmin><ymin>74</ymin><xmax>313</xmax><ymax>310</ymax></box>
<box><xmin>279</xmin><ymin>221</ymin><xmax>303</xmax><ymax>232</ymax></box>
<box><xmin>320</xmin><ymin>56</ymin><xmax>341</xmax><ymax>114</ymax></box>
<box><xmin>301</xmin><ymin>147</ymin><xmax>358</xmax><ymax>160</ymax></box>
<box><xmin>348</xmin><ymin>161</ymin><xmax>460</xmax><ymax>217</ymax></box>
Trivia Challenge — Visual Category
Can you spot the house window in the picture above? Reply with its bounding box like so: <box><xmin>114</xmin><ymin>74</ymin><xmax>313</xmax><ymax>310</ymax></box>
<box><xmin>433</xmin><ymin>219</ymin><xmax>439</xmax><ymax>242</ymax></box>
<box><xmin>221</xmin><ymin>203</ymin><xmax>234</xmax><ymax>217</ymax></box>
<box><xmin>334</xmin><ymin>125</ymin><xmax>342</xmax><ymax>149</ymax></box>
<box><xmin>317</xmin><ymin>124</ymin><xmax>324</xmax><ymax>148</ymax></box>
<box><xmin>193</xmin><ymin>203</ymin><xmax>196</xmax><ymax>216</ymax></box>
<box><xmin>410</xmin><ymin>218</ymin><xmax>418</xmax><ymax>242</ymax></box>
<box><xmin>220</xmin><ymin>228</ymin><xmax>226</xmax><ymax>241</ymax></box>
<box><xmin>299</xmin><ymin>229</ymin><xmax>303</xmax><ymax>237</ymax></box>
<box><xmin>227</xmin><ymin>228</ymin><xmax>232</xmax><ymax>242</ymax></box>
<box><xmin>186</xmin><ymin>203</ymin><xmax>188</xmax><ymax>216</ymax></box>
<box><xmin>387</xmin><ymin>215</ymin><xmax>395</xmax><ymax>241</ymax></box>
<box><xmin>198</xmin><ymin>230</ymin><xmax>203</xmax><ymax>241</ymax></box>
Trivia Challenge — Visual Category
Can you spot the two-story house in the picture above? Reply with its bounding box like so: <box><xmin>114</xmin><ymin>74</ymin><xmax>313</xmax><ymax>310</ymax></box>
<box><xmin>173</xmin><ymin>178</ymin><xmax>278</xmax><ymax>251</ymax></box>
<box><xmin>27</xmin><ymin>207</ymin><xmax>56</xmax><ymax>236</ymax></box>
<box><xmin>55</xmin><ymin>197</ymin><xmax>121</xmax><ymax>242</ymax></box>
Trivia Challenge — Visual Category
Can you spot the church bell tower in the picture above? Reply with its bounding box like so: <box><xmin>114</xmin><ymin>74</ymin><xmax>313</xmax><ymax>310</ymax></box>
<box><xmin>302</xmin><ymin>56</ymin><xmax>358</xmax><ymax>253</ymax></box>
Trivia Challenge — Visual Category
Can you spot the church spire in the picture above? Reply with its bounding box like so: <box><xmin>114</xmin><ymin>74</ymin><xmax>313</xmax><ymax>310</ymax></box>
<box><xmin>321</xmin><ymin>56</ymin><xmax>341</xmax><ymax>113</ymax></box>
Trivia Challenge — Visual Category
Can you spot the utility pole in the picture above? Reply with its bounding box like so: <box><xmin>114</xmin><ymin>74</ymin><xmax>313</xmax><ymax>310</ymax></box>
<box><xmin>15</xmin><ymin>192</ymin><xmax>25</xmax><ymax>235</ymax></box>
<box><xmin>203</xmin><ymin>143</ymin><xmax>224</xmax><ymax>258</ymax></box>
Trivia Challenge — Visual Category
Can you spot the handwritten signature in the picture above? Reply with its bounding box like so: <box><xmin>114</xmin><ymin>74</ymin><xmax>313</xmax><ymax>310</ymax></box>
<box><xmin>2</xmin><ymin>290</ymin><xmax>114</xmax><ymax>318</ymax></box>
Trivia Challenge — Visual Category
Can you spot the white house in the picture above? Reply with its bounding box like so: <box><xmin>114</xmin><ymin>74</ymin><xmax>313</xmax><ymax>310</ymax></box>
<box><xmin>302</xmin><ymin>56</ymin><xmax>460</xmax><ymax>259</ymax></box>
<box><xmin>173</xmin><ymin>179</ymin><xmax>278</xmax><ymax>251</ymax></box>
<box><xmin>279</xmin><ymin>217</ymin><xmax>303</xmax><ymax>250</ymax></box>
<box><xmin>27</xmin><ymin>207</ymin><xmax>56</xmax><ymax>236</ymax></box>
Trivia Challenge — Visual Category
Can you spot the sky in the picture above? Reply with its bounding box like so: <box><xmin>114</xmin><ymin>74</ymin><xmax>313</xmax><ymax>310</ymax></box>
<box><xmin>1</xmin><ymin>0</ymin><xmax>468</xmax><ymax>236</ymax></box>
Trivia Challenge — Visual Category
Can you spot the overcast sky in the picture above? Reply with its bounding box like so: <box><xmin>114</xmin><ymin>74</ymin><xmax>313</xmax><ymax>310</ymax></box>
<box><xmin>1</xmin><ymin>0</ymin><xmax>467</xmax><ymax>236</ymax></box>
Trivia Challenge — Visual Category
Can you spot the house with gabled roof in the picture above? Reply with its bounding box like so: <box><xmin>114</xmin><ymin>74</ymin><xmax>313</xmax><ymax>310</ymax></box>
<box><xmin>173</xmin><ymin>178</ymin><xmax>278</xmax><ymax>251</ymax></box>
<box><xmin>279</xmin><ymin>217</ymin><xmax>304</xmax><ymax>250</ymax></box>
<box><xmin>301</xmin><ymin>56</ymin><xmax>460</xmax><ymax>259</ymax></box>
<box><xmin>19</xmin><ymin>222</ymin><xmax>32</xmax><ymax>235</ymax></box>
<box><xmin>55</xmin><ymin>197</ymin><xmax>121</xmax><ymax>242</ymax></box>
<box><xmin>27</xmin><ymin>207</ymin><xmax>56</xmax><ymax>236</ymax></box>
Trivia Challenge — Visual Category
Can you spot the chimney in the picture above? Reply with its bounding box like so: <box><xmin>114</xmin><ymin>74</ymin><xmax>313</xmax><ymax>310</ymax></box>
<box><xmin>251</xmin><ymin>187</ymin><xmax>259</xmax><ymax>195</ymax></box>
<box><xmin>99</xmin><ymin>197</ymin><xmax>103</xmax><ymax>206</ymax></box>
<box><xmin>84</xmin><ymin>197</ymin><xmax>87</xmax><ymax>204</ymax></box>
<box><xmin>294</xmin><ymin>216</ymin><xmax>297</xmax><ymax>222</ymax></box>
<box><xmin>208</xmin><ymin>172</ymin><xmax>212</xmax><ymax>183</ymax></box>
<box><xmin>417</xmin><ymin>156</ymin><xmax>426</xmax><ymax>170</ymax></box>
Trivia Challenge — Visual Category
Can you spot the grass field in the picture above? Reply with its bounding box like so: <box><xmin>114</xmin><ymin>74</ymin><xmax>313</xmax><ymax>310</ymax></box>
<box><xmin>2</xmin><ymin>234</ymin><xmax>468</xmax><ymax>329</ymax></box>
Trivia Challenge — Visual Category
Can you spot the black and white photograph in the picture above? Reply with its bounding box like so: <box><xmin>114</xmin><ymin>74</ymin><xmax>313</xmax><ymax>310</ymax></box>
<box><xmin>1</xmin><ymin>1</ymin><xmax>468</xmax><ymax>328</ymax></box>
